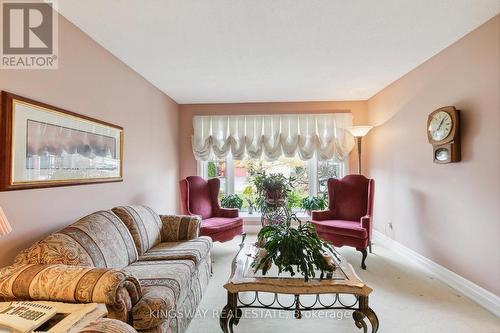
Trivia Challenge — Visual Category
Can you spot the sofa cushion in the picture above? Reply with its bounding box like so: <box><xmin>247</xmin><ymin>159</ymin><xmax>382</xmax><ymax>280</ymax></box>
<box><xmin>124</xmin><ymin>260</ymin><xmax>195</xmax><ymax>303</ymax></box>
<box><xmin>200</xmin><ymin>217</ymin><xmax>243</xmax><ymax>235</ymax></box>
<box><xmin>112</xmin><ymin>206</ymin><xmax>163</xmax><ymax>255</ymax></box>
<box><xmin>14</xmin><ymin>211</ymin><xmax>138</xmax><ymax>268</ymax></box>
<box><xmin>160</xmin><ymin>215</ymin><xmax>201</xmax><ymax>242</ymax></box>
<box><xmin>312</xmin><ymin>220</ymin><xmax>368</xmax><ymax>239</ymax></box>
<box><xmin>14</xmin><ymin>233</ymin><xmax>95</xmax><ymax>267</ymax></box>
<box><xmin>139</xmin><ymin>237</ymin><xmax>212</xmax><ymax>265</ymax></box>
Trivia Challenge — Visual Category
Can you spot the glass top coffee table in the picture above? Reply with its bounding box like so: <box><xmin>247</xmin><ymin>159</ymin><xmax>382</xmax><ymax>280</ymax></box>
<box><xmin>220</xmin><ymin>242</ymin><xmax>379</xmax><ymax>332</ymax></box>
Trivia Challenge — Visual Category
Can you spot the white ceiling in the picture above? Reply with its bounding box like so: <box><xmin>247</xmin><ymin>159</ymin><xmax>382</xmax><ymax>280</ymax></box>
<box><xmin>57</xmin><ymin>1</ymin><xmax>499</xmax><ymax>104</ymax></box>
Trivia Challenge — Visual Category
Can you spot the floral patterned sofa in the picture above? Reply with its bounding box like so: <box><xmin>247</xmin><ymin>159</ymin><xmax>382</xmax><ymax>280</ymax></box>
<box><xmin>81</xmin><ymin>318</ymin><xmax>139</xmax><ymax>333</ymax></box>
<box><xmin>0</xmin><ymin>206</ymin><xmax>212</xmax><ymax>333</ymax></box>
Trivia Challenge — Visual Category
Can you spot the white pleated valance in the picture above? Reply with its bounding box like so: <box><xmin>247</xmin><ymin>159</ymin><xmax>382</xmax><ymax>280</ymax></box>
<box><xmin>192</xmin><ymin>113</ymin><xmax>355</xmax><ymax>161</ymax></box>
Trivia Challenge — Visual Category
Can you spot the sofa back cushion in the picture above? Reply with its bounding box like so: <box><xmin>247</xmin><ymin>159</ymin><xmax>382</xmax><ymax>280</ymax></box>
<box><xmin>112</xmin><ymin>206</ymin><xmax>163</xmax><ymax>255</ymax></box>
<box><xmin>14</xmin><ymin>211</ymin><xmax>138</xmax><ymax>268</ymax></box>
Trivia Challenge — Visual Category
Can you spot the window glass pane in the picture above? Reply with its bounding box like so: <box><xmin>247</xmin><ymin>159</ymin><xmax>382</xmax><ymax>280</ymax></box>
<box><xmin>233</xmin><ymin>156</ymin><xmax>309</xmax><ymax>212</ymax></box>
<box><xmin>203</xmin><ymin>156</ymin><xmax>347</xmax><ymax>208</ymax></box>
<box><xmin>207</xmin><ymin>160</ymin><xmax>227</xmax><ymax>197</ymax></box>
<box><xmin>317</xmin><ymin>160</ymin><xmax>343</xmax><ymax>196</ymax></box>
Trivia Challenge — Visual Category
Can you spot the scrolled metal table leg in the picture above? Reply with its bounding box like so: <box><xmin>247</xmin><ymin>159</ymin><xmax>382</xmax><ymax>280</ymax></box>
<box><xmin>219</xmin><ymin>304</ymin><xmax>234</xmax><ymax>333</ymax></box>
<box><xmin>364</xmin><ymin>307</ymin><xmax>379</xmax><ymax>332</ymax></box>
<box><xmin>356</xmin><ymin>296</ymin><xmax>379</xmax><ymax>333</ymax></box>
<box><xmin>234</xmin><ymin>308</ymin><xmax>242</xmax><ymax>325</ymax></box>
<box><xmin>220</xmin><ymin>292</ymin><xmax>239</xmax><ymax>332</ymax></box>
<box><xmin>353</xmin><ymin>310</ymin><xmax>368</xmax><ymax>333</ymax></box>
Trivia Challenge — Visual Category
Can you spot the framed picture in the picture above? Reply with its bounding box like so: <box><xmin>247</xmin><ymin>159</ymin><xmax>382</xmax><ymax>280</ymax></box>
<box><xmin>0</xmin><ymin>91</ymin><xmax>123</xmax><ymax>191</ymax></box>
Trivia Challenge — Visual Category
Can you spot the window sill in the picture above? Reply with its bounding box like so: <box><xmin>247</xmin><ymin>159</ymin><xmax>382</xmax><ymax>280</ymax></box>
<box><xmin>238</xmin><ymin>211</ymin><xmax>311</xmax><ymax>222</ymax></box>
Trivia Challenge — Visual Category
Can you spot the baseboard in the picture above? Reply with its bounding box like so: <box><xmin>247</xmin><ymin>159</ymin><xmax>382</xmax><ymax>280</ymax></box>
<box><xmin>373</xmin><ymin>230</ymin><xmax>500</xmax><ymax>317</ymax></box>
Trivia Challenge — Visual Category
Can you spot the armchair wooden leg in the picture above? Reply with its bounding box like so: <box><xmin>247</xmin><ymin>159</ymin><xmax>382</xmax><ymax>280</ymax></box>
<box><xmin>358</xmin><ymin>248</ymin><xmax>368</xmax><ymax>270</ymax></box>
<box><xmin>369</xmin><ymin>241</ymin><xmax>373</xmax><ymax>254</ymax></box>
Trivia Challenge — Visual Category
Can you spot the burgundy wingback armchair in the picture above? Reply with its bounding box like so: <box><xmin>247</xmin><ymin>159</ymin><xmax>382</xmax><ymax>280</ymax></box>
<box><xmin>311</xmin><ymin>175</ymin><xmax>374</xmax><ymax>269</ymax></box>
<box><xmin>179</xmin><ymin>176</ymin><xmax>244</xmax><ymax>243</ymax></box>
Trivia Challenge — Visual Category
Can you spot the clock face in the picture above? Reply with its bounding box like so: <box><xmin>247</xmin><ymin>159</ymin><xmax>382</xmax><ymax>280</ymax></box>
<box><xmin>428</xmin><ymin>111</ymin><xmax>452</xmax><ymax>141</ymax></box>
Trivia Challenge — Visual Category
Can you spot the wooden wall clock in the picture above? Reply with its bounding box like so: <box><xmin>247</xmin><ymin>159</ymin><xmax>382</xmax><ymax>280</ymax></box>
<box><xmin>427</xmin><ymin>106</ymin><xmax>461</xmax><ymax>164</ymax></box>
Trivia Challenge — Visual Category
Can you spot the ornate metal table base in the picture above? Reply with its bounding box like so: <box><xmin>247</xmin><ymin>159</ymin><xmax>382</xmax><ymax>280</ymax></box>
<box><xmin>353</xmin><ymin>296</ymin><xmax>379</xmax><ymax>332</ymax></box>
<box><xmin>222</xmin><ymin>243</ymin><xmax>379</xmax><ymax>333</ymax></box>
<box><xmin>219</xmin><ymin>293</ymin><xmax>239</xmax><ymax>333</ymax></box>
<box><xmin>219</xmin><ymin>292</ymin><xmax>379</xmax><ymax>332</ymax></box>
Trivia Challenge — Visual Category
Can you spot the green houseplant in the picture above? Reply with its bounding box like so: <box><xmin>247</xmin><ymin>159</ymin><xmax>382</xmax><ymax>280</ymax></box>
<box><xmin>301</xmin><ymin>196</ymin><xmax>328</xmax><ymax>215</ymax></box>
<box><xmin>252</xmin><ymin>216</ymin><xmax>334</xmax><ymax>282</ymax></box>
<box><xmin>285</xmin><ymin>190</ymin><xmax>305</xmax><ymax>212</ymax></box>
<box><xmin>220</xmin><ymin>194</ymin><xmax>243</xmax><ymax>210</ymax></box>
<box><xmin>246</xmin><ymin>198</ymin><xmax>256</xmax><ymax>214</ymax></box>
<box><xmin>242</xmin><ymin>185</ymin><xmax>257</xmax><ymax>214</ymax></box>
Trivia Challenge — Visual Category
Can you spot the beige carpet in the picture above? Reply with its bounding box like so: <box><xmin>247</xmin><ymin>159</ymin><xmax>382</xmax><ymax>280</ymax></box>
<box><xmin>187</xmin><ymin>235</ymin><xmax>500</xmax><ymax>333</ymax></box>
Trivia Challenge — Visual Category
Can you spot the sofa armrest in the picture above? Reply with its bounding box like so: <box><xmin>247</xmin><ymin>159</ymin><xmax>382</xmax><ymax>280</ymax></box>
<box><xmin>159</xmin><ymin>215</ymin><xmax>201</xmax><ymax>242</ymax></box>
<box><xmin>80</xmin><ymin>318</ymin><xmax>138</xmax><ymax>333</ymax></box>
<box><xmin>0</xmin><ymin>264</ymin><xmax>142</xmax><ymax>322</ymax></box>
<box><xmin>132</xmin><ymin>287</ymin><xmax>174</xmax><ymax>331</ymax></box>
<box><xmin>218</xmin><ymin>208</ymin><xmax>239</xmax><ymax>218</ymax></box>
<box><xmin>311</xmin><ymin>209</ymin><xmax>335</xmax><ymax>221</ymax></box>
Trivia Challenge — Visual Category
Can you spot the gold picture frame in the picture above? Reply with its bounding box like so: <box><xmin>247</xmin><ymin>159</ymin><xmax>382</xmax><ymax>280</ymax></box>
<box><xmin>0</xmin><ymin>91</ymin><xmax>123</xmax><ymax>191</ymax></box>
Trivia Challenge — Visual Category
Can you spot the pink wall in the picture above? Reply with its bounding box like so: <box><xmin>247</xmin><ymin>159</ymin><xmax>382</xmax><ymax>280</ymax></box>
<box><xmin>179</xmin><ymin>101</ymin><xmax>369</xmax><ymax>179</ymax></box>
<box><xmin>0</xmin><ymin>16</ymin><xmax>180</xmax><ymax>267</ymax></box>
<box><xmin>2</xmin><ymin>9</ymin><xmax>496</xmax><ymax>299</ymax></box>
<box><xmin>365</xmin><ymin>15</ymin><xmax>499</xmax><ymax>295</ymax></box>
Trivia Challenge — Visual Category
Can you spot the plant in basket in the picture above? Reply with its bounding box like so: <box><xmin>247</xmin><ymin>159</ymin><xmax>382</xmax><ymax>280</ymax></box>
<box><xmin>252</xmin><ymin>172</ymin><xmax>295</xmax><ymax>210</ymax></box>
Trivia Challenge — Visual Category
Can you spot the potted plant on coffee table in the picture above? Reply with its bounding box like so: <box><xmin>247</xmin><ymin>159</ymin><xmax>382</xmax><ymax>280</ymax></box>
<box><xmin>252</xmin><ymin>215</ymin><xmax>335</xmax><ymax>282</ymax></box>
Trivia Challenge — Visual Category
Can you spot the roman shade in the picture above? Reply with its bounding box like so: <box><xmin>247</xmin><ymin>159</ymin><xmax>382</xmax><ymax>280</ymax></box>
<box><xmin>192</xmin><ymin>113</ymin><xmax>355</xmax><ymax>161</ymax></box>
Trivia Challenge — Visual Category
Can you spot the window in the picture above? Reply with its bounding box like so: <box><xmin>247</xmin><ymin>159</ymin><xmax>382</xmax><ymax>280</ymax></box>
<box><xmin>198</xmin><ymin>155</ymin><xmax>347</xmax><ymax>211</ymax></box>
<box><xmin>202</xmin><ymin>159</ymin><xmax>228</xmax><ymax>198</ymax></box>
<box><xmin>317</xmin><ymin>159</ymin><xmax>345</xmax><ymax>196</ymax></box>
<box><xmin>233</xmin><ymin>156</ymin><xmax>310</xmax><ymax>211</ymax></box>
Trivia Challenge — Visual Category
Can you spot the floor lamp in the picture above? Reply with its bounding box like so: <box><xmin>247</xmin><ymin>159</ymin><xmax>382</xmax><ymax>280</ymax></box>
<box><xmin>349</xmin><ymin>126</ymin><xmax>373</xmax><ymax>174</ymax></box>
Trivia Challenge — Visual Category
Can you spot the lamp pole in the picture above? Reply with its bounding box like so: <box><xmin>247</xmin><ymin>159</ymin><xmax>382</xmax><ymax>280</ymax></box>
<box><xmin>356</xmin><ymin>136</ymin><xmax>362</xmax><ymax>174</ymax></box>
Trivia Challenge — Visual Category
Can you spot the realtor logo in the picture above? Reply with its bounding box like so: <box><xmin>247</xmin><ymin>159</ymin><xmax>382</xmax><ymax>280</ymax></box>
<box><xmin>1</xmin><ymin>0</ymin><xmax>58</xmax><ymax>69</ymax></box>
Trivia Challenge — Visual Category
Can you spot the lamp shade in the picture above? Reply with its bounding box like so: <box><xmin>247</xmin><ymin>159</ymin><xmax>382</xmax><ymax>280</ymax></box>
<box><xmin>0</xmin><ymin>207</ymin><xmax>12</xmax><ymax>236</ymax></box>
<box><xmin>349</xmin><ymin>125</ymin><xmax>373</xmax><ymax>137</ymax></box>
